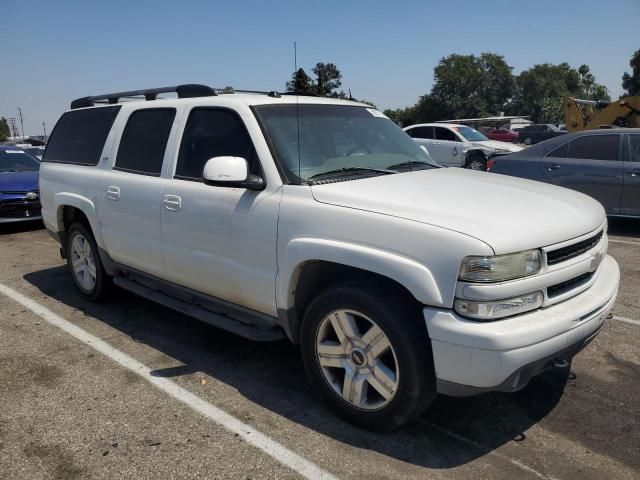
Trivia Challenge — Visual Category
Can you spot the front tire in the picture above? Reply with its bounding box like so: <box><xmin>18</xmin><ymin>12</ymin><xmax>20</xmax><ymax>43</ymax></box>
<box><xmin>300</xmin><ymin>282</ymin><xmax>436</xmax><ymax>431</ymax></box>
<box><xmin>66</xmin><ymin>223</ymin><xmax>112</xmax><ymax>301</ymax></box>
<box><xmin>465</xmin><ymin>153</ymin><xmax>487</xmax><ymax>171</ymax></box>
<box><xmin>524</xmin><ymin>137</ymin><xmax>533</xmax><ymax>145</ymax></box>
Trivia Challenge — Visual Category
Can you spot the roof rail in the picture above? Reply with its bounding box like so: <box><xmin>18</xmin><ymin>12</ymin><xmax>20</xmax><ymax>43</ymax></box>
<box><xmin>70</xmin><ymin>84</ymin><xmax>216</xmax><ymax>109</ymax></box>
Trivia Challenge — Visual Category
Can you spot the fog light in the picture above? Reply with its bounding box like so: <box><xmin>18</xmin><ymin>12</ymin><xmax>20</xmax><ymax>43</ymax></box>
<box><xmin>454</xmin><ymin>291</ymin><xmax>544</xmax><ymax>320</ymax></box>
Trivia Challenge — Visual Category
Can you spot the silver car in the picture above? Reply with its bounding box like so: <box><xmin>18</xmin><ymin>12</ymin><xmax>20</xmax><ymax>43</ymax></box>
<box><xmin>489</xmin><ymin>128</ymin><xmax>640</xmax><ymax>217</ymax></box>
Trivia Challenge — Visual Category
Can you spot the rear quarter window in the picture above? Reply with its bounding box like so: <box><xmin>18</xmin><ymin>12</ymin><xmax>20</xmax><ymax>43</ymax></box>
<box><xmin>43</xmin><ymin>106</ymin><xmax>121</xmax><ymax>165</ymax></box>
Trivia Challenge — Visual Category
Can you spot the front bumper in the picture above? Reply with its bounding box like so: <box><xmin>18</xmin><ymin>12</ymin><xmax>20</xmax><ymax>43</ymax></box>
<box><xmin>425</xmin><ymin>254</ymin><xmax>619</xmax><ymax>396</ymax></box>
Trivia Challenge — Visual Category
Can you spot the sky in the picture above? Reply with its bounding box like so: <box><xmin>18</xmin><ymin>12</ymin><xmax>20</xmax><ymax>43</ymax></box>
<box><xmin>1</xmin><ymin>0</ymin><xmax>638</xmax><ymax>136</ymax></box>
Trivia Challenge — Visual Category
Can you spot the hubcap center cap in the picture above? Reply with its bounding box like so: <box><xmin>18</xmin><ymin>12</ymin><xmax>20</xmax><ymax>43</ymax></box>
<box><xmin>350</xmin><ymin>349</ymin><xmax>366</xmax><ymax>367</ymax></box>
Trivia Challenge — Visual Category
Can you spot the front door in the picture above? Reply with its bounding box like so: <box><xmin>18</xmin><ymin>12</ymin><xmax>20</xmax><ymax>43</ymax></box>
<box><xmin>431</xmin><ymin>126</ymin><xmax>462</xmax><ymax>167</ymax></box>
<box><xmin>99</xmin><ymin>107</ymin><xmax>177</xmax><ymax>277</ymax></box>
<box><xmin>543</xmin><ymin>134</ymin><xmax>623</xmax><ymax>214</ymax></box>
<box><xmin>160</xmin><ymin>107</ymin><xmax>280</xmax><ymax>315</ymax></box>
<box><xmin>621</xmin><ymin>133</ymin><xmax>640</xmax><ymax>216</ymax></box>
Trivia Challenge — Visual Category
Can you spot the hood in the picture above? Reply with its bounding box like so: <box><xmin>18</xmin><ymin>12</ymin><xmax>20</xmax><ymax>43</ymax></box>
<box><xmin>310</xmin><ymin>168</ymin><xmax>604</xmax><ymax>254</ymax></box>
<box><xmin>471</xmin><ymin>140</ymin><xmax>523</xmax><ymax>153</ymax></box>
<box><xmin>0</xmin><ymin>170</ymin><xmax>39</xmax><ymax>193</ymax></box>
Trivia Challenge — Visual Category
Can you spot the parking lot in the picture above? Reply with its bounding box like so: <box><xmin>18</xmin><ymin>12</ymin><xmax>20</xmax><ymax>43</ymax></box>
<box><xmin>0</xmin><ymin>219</ymin><xmax>638</xmax><ymax>480</ymax></box>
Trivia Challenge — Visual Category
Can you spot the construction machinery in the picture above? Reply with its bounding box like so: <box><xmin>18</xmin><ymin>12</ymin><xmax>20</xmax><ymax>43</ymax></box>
<box><xmin>564</xmin><ymin>96</ymin><xmax>640</xmax><ymax>132</ymax></box>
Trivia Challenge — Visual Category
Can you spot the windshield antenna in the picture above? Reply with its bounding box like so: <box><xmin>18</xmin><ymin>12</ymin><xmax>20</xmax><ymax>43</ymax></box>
<box><xmin>294</xmin><ymin>41</ymin><xmax>301</xmax><ymax>181</ymax></box>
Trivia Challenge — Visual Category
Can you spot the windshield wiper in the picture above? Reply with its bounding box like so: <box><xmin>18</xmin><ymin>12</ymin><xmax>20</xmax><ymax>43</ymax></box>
<box><xmin>309</xmin><ymin>166</ymin><xmax>396</xmax><ymax>180</ymax></box>
<box><xmin>386</xmin><ymin>160</ymin><xmax>436</xmax><ymax>170</ymax></box>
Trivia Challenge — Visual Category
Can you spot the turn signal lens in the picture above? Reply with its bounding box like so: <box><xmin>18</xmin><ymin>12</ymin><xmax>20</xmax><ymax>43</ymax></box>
<box><xmin>454</xmin><ymin>291</ymin><xmax>544</xmax><ymax>321</ymax></box>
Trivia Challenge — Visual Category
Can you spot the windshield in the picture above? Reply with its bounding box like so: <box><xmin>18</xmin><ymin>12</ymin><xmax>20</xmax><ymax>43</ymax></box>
<box><xmin>453</xmin><ymin>126</ymin><xmax>489</xmax><ymax>142</ymax></box>
<box><xmin>254</xmin><ymin>104</ymin><xmax>438</xmax><ymax>183</ymax></box>
<box><xmin>24</xmin><ymin>147</ymin><xmax>44</xmax><ymax>157</ymax></box>
<box><xmin>0</xmin><ymin>149</ymin><xmax>41</xmax><ymax>173</ymax></box>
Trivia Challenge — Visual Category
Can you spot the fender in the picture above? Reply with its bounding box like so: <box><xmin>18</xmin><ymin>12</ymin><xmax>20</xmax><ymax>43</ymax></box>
<box><xmin>277</xmin><ymin>237</ymin><xmax>444</xmax><ymax>311</ymax></box>
<box><xmin>53</xmin><ymin>192</ymin><xmax>105</xmax><ymax>249</ymax></box>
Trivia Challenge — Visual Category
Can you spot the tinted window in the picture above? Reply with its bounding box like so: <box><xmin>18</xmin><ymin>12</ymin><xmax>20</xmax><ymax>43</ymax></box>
<box><xmin>43</xmin><ymin>106</ymin><xmax>120</xmax><ymax>165</ymax></box>
<box><xmin>115</xmin><ymin>109</ymin><xmax>175</xmax><ymax>176</ymax></box>
<box><xmin>435</xmin><ymin>127</ymin><xmax>458</xmax><ymax>141</ymax></box>
<box><xmin>176</xmin><ymin>108</ymin><xmax>258</xmax><ymax>179</ymax></box>
<box><xmin>568</xmin><ymin>135</ymin><xmax>619</xmax><ymax>161</ymax></box>
<box><xmin>629</xmin><ymin>135</ymin><xmax>640</xmax><ymax>163</ymax></box>
<box><xmin>547</xmin><ymin>142</ymin><xmax>569</xmax><ymax>158</ymax></box>
<box><xmin>406</xmin><ymin>126</ymin><xmax>433</xmax><ymax>139</ymax></box>
<box><xmin>0</xmin><ymin>149</ymin><xmax>40</xmax><ymax>172</ymax></box>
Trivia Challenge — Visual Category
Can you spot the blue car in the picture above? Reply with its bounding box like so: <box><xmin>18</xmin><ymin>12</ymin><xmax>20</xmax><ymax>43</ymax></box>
<box><xmin>0</xmin><ymin>146</ymin><xmax>42</xmax><ymax>223</ymax></box>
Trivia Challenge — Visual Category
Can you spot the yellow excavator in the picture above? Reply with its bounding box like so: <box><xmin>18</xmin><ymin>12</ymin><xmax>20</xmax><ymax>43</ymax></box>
<box><xmin>564</xmin><ymin>96</ymin><xmax>640</xmax><ymax>132</ymax></box>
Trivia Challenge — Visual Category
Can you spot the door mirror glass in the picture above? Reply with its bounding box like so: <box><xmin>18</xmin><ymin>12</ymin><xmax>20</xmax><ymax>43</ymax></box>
<box><xmin>202</xmin><ymin>156</ymin><xmax>265</xmax><ymax>190</ymax></box>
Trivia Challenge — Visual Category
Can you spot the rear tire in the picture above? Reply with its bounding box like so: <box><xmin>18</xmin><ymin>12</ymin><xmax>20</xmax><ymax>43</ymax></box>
<box><xmin>66</xmin><ymin>222</ymin><xmax>112</xmax><ymax>301</ymax></box>
<box><xmin>300</xmin><ymin>282</ymin><xmax>436</xmax><ymax>431</ymax></box>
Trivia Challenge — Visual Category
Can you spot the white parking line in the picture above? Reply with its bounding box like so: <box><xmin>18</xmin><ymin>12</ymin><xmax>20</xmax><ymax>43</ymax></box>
<box><xmin>0</xmin><ymin>282</ymin><xmax>337</xmax><ymax>480</ymax></box>
<box><xmin>614</xmin><ymin>315</ymin><xmax>640</xmax><ymax>327</ymax></box>
<box><xmin>608</xmin><ymin>239</ymin><xmax>640</xmax><ymax>246</ymax></box>
<box><xmin>419</xmin><ymin>420</ymin><xmax>560</xmax><ymax>480</ymax></box>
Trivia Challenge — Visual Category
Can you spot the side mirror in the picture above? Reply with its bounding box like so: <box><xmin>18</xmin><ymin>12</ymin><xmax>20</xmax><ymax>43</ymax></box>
<box><xmin>202</xmin><ymin>156</ymin><xmax>265</xmax><ymax>191</ymax></box>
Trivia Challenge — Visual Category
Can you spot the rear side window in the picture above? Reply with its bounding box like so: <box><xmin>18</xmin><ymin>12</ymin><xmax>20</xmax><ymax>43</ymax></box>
<box><xmin>406</xmin><ymin>126</ymin><xmax>433</xmax><ymax>139</ymax></box>
<box><xmin>115</xmin><ymin>109</ymin><xmax>176</xmax><ymax>176</ymax></box>
<box><xmin>568</xmin><ymin>135</ymin><xmax>619</xmax><ymax>161</ymax></box>
<box><xmin>629</xmin><ymin>135</ymin><xmax>640</xmax><ymax>163</ymax></box>
<box><xmin>175</xmin><ymin>108</ymin><xmax>259</xmax><ymax>180</ymax></box>
<box><xmin>43</xmin><ymin>106</ymin><xmax>120</xmax><ymax>165</ymax></box>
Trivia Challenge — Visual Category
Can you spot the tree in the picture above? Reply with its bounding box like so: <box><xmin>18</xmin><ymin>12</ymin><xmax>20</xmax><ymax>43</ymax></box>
<box><xmin>622</xmin><ymin>48</ymin><xmax>640</xmax><ymax>96</ymax></box>
<box><xmin>508</xmin><ymin>62</ymin><xmax>608</xmax><ymax>123</ymax></box>
<box><xmin>429</xmin><ymin>53</ymin><xmax>514</xmax><ymax>119</ymax></box>
<box><xmin>312</xmin><ymin>62</ymin><xmax>342</xmax><ymax>97</ymax></box>
<box><xmin>0</xmin><ymin>117</ymin><xmax>10</xmax><ymax>142</ymax></box>
<box><xmin>285</xmin><ymin>68</ymin><xmax>315</xmax><ymax>95</ymax></box>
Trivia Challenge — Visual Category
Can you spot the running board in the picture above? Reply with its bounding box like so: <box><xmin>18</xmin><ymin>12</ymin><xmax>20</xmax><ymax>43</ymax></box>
<box><xmin>113</xmin><ymin>275</ymin><xmax>286</xmax><ymax>342</ymax></box>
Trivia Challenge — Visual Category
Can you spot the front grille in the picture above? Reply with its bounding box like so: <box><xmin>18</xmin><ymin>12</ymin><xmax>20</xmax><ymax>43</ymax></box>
<box><xmin>0</xmin><ymin>200</ymin><xmax>42</xmax><ymax>218</ymax></box>
<box><xmin>546</xmin><ymin>231</ymin><xmax>603</xmax><ymax>266</ymax></box>
<box><xmin>547</xmin><ymin>271</ymin><xmax>594</xmax><ymax>298</ymax></box>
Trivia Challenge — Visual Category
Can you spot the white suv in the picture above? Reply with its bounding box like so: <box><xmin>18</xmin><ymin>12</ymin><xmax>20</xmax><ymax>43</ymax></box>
<box><xmin>404</xmin><ymin>123</ymin><xmax>522</xmax><ymax>170</ymax></box>
<box><xmin>40</xmin><ymin>84</ymin><xmax>619</xmax><ymax>431</ymax></box>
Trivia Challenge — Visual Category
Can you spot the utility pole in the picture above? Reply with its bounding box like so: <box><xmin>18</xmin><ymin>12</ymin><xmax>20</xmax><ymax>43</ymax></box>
<box><xmin>18</xmin><ymin>107</ymin><xmax>25</xmax><ymax>138</ymax></box>
<box><xmin>8</xmin><ymin>117</ymin><xmax>18</xmax><ymax>139</ymax></box>
<box><xmin>42</xmin><ymin>121</ymin><xmax>47</xmax><ymax>141</ymax></box>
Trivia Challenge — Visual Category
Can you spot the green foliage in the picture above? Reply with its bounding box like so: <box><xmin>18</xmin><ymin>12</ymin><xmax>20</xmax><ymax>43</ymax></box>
<box><xmin>0</xmin><ymin>117</ymin><xmax>10</xmax><ymax>142</ymax></box>
<box><xmin>508</xmin><ymin>63</ymin><xmax>609</xmax><ymax>123</ymax></box>
<box><xmin>286</xmin><ymin>68</ymin><xmax>316</xmax><ymax>95</ymax></box>
<box><xmin>312</xmin><ymin>63</ymin><xmax>342</xmax><ymax>97</ymax></box>
<box><xmin>284</xmin><ymin>62</ymin><xmax>371</xmax><ymax>105</ymax></box>
<box><xmin>622</xmin><ymin>48</ymin><xmax>640</xmax><ymax>96</ymax></box>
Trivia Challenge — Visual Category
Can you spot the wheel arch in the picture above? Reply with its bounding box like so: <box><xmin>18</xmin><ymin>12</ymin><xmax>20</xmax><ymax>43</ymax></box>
<box><xmin>277</xmin><ymin>238</ymin><xmax>443</xmax><ymax>343</ymax></box>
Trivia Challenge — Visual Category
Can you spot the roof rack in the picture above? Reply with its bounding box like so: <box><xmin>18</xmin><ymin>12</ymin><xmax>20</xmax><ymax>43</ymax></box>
<box><xmin>71</xmin><ymin>84</ymin><xmax>283</xmax><ymax>109</ymax></box>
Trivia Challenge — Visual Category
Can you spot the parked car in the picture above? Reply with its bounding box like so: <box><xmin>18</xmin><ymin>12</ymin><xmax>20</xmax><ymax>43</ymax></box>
<box><xmin>21</xmin><ymin>146</ymin><xmax>46</xmax><ymax>160</ymax></box>
<box><xmin>517</xmin><ymin>124</ymin><xmax>566</xmax><ymax>145</ymax></box>
<box><xmin>485</xmin><ymin>128</ymin><xmax>518</xmax><ymax>143</ymax></box>
<box><xmin>404</xmin><ymin>123</ymin><xmax>522</xmax><ymax>170</ymax></box>
<box><xmin>40</xmin><ymin>84</ymin><xmax>619</xmax><ymax>431</ymax></box>
<box><xmin>0</xmin><ymin>146</ymin><xmax>42</xmax><ymax>223</ymax></box>
<box><xmin>489</xmin><ymin>128</ymin><xmax>640</xmax><ymax>217</ymax></box>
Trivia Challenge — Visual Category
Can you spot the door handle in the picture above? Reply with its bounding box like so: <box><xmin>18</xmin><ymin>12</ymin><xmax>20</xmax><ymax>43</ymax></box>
<box><xmin>106</xmin><ymin>186</ymin><xmax>120</xmax><ymax>201</ymax></box>
<box><xmin>545</xmin><ymin>163</ymin><xmax>561</xmax><ymax>171</ymax></box>
<box><xmin>163</xmin><ymin>194</ymin><xmax>181</xmax><ymax>211</ymax></box>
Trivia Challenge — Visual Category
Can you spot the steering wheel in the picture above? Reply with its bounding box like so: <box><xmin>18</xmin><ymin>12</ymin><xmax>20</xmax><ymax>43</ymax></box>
<box><xmin>345</xmin><ymin>145</ymin><xmax>372</xmax><ymax>156</ymax></box>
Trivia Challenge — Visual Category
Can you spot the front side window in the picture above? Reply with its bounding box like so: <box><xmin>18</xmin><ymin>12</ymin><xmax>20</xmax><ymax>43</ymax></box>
<box><xmin>547</xmin><ymin>142</ymin><xmax>569</xmax><ymax>159</ymax></box>
<box><xmin>434</xmin><ymin>127</ymin><xmax>459</xmax><ymax>142</ymax></box>
<box><xmin>0</xmin><ymin>149</ymin><xmax>40</xmax><ymax>173</ymax></box>
<box><xmin>254</xmin><ymin>104</ymin><xmax>438</xmax><ymax>183</ymax></box>
<box><xmin>43</xmin><ymin>106</ymin><xmax>120</xmax><ymax>165</ymax></box>
<box><xmin>176</xmin><ymin>108</ymin><xmax>259</xmax><ymax>180</ymax></box>
<box><xmin>629</xmin><ymin>135</ymin><xmax>640</xmax><ymax>162</ymax></box>
<box><xmin>568</xmin><ymin>135</ymin><xmax>619</xmax><ymax>161</ymax></box>
<box><xmin>115</xmin><ymin>108</ymin><xmax>176</xmax><ymax>176</ymax></box>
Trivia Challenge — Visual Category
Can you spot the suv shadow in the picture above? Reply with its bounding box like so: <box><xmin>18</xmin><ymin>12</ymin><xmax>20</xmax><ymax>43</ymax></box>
<box><xmin>608</xmin><ymin>217</ymin><xmax>640</xmax><ymax>239</ymax></box>
<box><xmin>0</xmin><ymin>220</ymin><xmax>43</xmax><ymax>235</ymax></box>
<box><xmin>24</xmin><ymin>266</ymin><xmax>572</xmax><ymax>470</ymax></box>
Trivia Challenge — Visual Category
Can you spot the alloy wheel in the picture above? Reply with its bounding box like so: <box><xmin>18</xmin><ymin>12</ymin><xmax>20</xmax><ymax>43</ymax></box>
<box><xmin>70</xmin><ymin>233</ymin><xmax>97</xmax><ymax>291</ymax></box>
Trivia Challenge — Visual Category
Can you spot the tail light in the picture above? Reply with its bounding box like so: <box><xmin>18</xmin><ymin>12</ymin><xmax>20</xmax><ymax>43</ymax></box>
<box><xmin>486</xmin><ymin>159</ymin><xmax>496</xmax><ymax>171</ymax></box>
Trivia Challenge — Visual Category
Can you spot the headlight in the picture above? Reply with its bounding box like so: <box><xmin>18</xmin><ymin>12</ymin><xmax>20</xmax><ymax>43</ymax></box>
<box><xmin>454</xmin><ymin>291</ymin><xmax>544</xmax><ymax>320</ymax></box>
<box><xmin>459</xmin><ymin>250</ymin><xmax>542</xmax><ymax>283</ymax></box>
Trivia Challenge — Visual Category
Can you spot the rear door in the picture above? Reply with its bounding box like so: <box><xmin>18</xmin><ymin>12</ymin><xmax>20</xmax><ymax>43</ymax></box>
<box><xmin>432</xmin><ymin>126</ymin><xmax>463</xmax><ymax>166</ymax></box>
<box><xmin>99</xmin><ymin>107</ymin><xmax>177</xmax><ymax>277</ymax></box>
<box><xmin>621</xmin><ymin>133</ymin><xmax>640</xmax><ymax>216</ymax></box>
<box><xmin>543</xmin><ymin>134</ymin><xmax>623</xmax><ymax>214</ymax></box>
